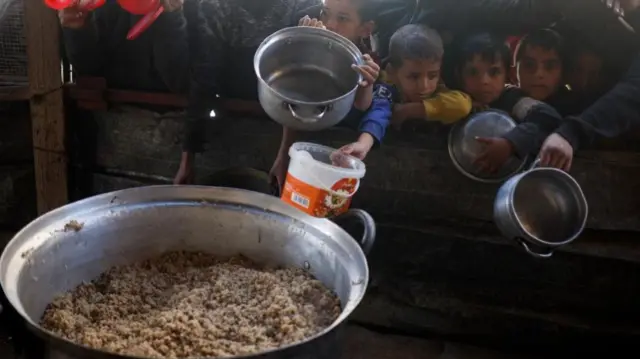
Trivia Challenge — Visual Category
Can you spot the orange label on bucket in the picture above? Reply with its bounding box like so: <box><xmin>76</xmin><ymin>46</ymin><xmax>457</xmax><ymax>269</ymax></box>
<box><xmin>281</xmin><ymin>173</ymin><xmax>358</xmax><ymax>218</ymax></box>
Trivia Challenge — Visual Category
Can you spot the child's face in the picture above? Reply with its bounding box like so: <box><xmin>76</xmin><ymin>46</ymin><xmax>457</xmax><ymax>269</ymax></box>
<box><xmin>517</xmin><ymin>45</ymin><xmax>563</xmax><ymax>101</ymax></box>
<box><xmin>567</xmin><ymin>52</ymin><xmax>603</xmax><ymax>94</ymax></box>
<box><xmin>320</xmin><ymin>0</ymin><xmax>373</xmax><ymax>44</ymax></box>
<box><xmin>459</xmin><ymin>54</ymin><xmax>507</xmax><ymax>106</ymax></box>
<box><xmin>388</xmin><ymin>59</ymin><xmax>441</xmax><ymax>103</ymax></box>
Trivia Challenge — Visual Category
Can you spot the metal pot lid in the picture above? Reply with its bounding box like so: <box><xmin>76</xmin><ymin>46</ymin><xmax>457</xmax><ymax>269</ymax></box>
<box><xmin>448</xmin><ymin>110</ymin><xmax>527</xmax><ymax>183</ymax></box>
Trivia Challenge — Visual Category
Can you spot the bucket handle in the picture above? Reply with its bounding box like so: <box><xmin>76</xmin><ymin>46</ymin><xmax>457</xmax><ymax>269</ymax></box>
<box><xmin>331</xmin><ymin>209</ymin><xmax>376</xmax><ymax>255</ymax></box>
<box><xmin>516</xmin><ymin>237</ymin><xmax>554</xmax><ymax>258</ymax></box>
<box><xmin>288</xmin><ymin>104</ymin><xmax>327</xmax><ymax>123</ymax></box>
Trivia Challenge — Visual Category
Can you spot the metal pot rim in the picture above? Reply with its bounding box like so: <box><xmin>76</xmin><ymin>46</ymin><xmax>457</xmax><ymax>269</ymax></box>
<box><xmin>0</xmin><ymin>185</ymin><xmax>370</xmax><ymax>359</ymax></box>
<box><xmin>447</xmin><ymin>111</ymin><xmax>528</xmax><ymax>183</ymax></box>
<box><xmin>508</xmin><ymin>168</ymin><xmax>589</xmax><ymax>247</ymax></box>
<box><xmin>253</xmin><ymin>26</ymin><xmax>364</xmax><ymax>107</ymax></box>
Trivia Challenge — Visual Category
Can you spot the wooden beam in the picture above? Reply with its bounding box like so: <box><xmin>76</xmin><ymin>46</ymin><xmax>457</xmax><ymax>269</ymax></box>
<box><xmin>0</xmin><ymin>86</ymin><xmax>31</xmax><ymax>102</ymax></box>
<box><xmin>23</xmin><ymin>0</ymin><xmax>68</xmax><ymax>214</ymax></box>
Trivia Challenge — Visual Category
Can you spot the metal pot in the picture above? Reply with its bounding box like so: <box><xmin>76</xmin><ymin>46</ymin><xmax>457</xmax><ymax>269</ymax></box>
<box><xmin>493</xmin><ymin>161</ymin><xmax>588</xmax><ymax>258</ymax></box>
<box><xmin>448</xmin><ymin>110</ymin><xmax>527</xmax><ymax>183</ymax></box>
<box><xmin>0</xmin><ymin>186</ymin><xmax>376</xmax><ymax>359</ymax></box>
<box><xmin>254</xmin><ymin>26</ymin><xmax>364</xmax><ymax>131</ymax></box>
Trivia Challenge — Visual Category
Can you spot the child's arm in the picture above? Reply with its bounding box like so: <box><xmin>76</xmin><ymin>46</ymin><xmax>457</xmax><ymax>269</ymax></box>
<box><xmin>269</xmin><ymin>126</ymin><xmax>298</xmax><ymax>191</ymax></box>
<box><xmin>555</xmin><ymin>53</ymin><xmax>640</xmax><ymax>151</ymax></box>
<box><xmin>474</xmin><ymin>104</ymin><xmax>562</xmax><ymax>174</ymax></box>
<box><xmin>352</xmin><ymin>55</ymin><xmax>380</xmax><ymax>111</ymax></box>
<box><xmin>393</xmin><ymin>89</ymin><xmax>472</xmax><ymax>127</ymax></box>
<box><xmin>359</xmin><ymin>85</ymin><xmax>393</xmax><ymax>144</ymax></box>
<box><xmin>175</xmin><ymin>1</ymin><xmax>225</xmax><ymax>184</ymax></box>
<box><xmin>537</xmin><ymin>54</ymin><xmax>640</xmax><ymax>170</ymax></box>
<box><xmin>502</xmin><ymin>102</ymin><xmax>563</xmax><ymax>159</ymax></box>
<box><xmin>338</xmin><ymin>84</ymin><xmax>393</xmax><ymax>160</ymax></box>
<box><xmin>151</xmin><ymin>6</ymin><xmax>191</xmax><ymax>94</ymax></box>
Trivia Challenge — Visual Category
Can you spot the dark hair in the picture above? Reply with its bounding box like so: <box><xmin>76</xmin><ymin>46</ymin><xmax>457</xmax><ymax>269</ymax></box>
<box><xmin>350</xmin><ymin>0</ymin><xmax>378</xmax><ymax>22</ymax></box>
<box><xmin>564</xmin><ymin>34</ymin><xmax>601</xmax><ymax>66</ymax></box>
<box><xmin>387</xmin><ymin>24</ymin><xmax>443</xmax><ymax>68</ymax></box>
<box><xmin>514</xmin><ymin>28</ymin><xmax>564</xmax><ymax>63</ymax></box>
<box><xmin>451</xmin><ymin>32</ymin><xmax>510</xmax><ymax>73</ymax></box>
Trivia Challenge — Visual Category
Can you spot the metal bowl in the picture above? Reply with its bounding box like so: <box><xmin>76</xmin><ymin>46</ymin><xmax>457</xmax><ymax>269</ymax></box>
<box><xmin>448</xmin><ymin>110</ymin><xmax>527</xmax><ymax>183</ymax></box>
<box><xmin>0</xmin><ymin>186</ymin><xmax>375</xmax><ymax>359</ymax></box>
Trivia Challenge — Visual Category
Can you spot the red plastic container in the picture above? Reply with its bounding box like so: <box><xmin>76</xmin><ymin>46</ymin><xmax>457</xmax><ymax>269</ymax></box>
<box><xmin>117</xmin><ymin>0</ymin><xmax>159</xmax><ymax>14</ymax></box>
<box><xmin>44</xmin><ymin>0</ymin><xmax>105</xmax><ymax>10</ymax></box>
<box><xmin>44</xmin><ymin>0</ymin><xmax>164</xmax><ymax>41</ymax></box>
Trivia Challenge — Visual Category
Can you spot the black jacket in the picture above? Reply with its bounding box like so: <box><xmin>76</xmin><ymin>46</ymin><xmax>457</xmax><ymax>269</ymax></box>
<box><xmin>556</xmin><ymin>52</ymin><xmax>640</xmax><ymax>150</ymax></box>
<box><xmin>62</xmin><ymin>2</ymin><xmax>191</xmax><ymax>93</ymax></box>
<box><xmin>554</xmin><ymin>8</ymin><xmax>640</xmax><ymax>150</ymax></box>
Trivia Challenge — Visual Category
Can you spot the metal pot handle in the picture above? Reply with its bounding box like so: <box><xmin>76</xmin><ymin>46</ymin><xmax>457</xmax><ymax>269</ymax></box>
<box><xmin>288</xmin><ymin>104</ymin><xmax>327</xmax><ymax>123</ymax></box>
<box><xmin>331</xmin><ymin>209</ymin><xmax>376</xmax><ymax>255</ymax></box>
<box><xmin>516</xmin><ymin>237</ymin><xmax>553</xmax><ymax>258</ymax></box>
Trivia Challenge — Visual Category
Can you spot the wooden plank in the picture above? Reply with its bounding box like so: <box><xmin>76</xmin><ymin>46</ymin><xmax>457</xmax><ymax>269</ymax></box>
<box><xmin>23</xmin><ymin>0</ymin><xmax>62</xmax><ymax>95</ymax></box>
<box><xmin>32</xmin><ymin>148</ymin><xmax>67</xmax><ymax>213</ymax></box>
<box><xmin>24</xmin><ymin>0</ymin><xmax>68</xmax><ymax>214</ymax></box>
<box><xmin>76</xmin><ymin>113</ymin><xmax>640</xmax><ymax>231</ymax></box>
<box><xmin>0</xmin><ymin>86</ymin><xmax>31</xmax><ymax>102</ymax></box>
<box><xmin>344</xmin><ymin>326</ymin><xmax>445</xmax><ymax>359</ymax></box>
<box><xmin>347</xmin><ymin>225</ymin><xmax>640</xmax><ymax>342</ymax></box>
<box><xmin>64</xmin><ymin>83</ymin><xmax>267</xmax><ymax>116</ymax></box>
<box><xmin>79</xmin><ymin>170</ymin><xmax>640</xmax><ymax>266</ymax></box>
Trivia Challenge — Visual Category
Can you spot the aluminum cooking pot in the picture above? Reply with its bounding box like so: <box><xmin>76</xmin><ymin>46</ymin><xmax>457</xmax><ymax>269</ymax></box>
<box><xmin>493</xmin><ymin>160</ymin><xmax>588</xmax><ymax>258</ymax></box>
<box><xmin>254</xmin><ymin>26</ymin><xmax>364</xmax><ymax>131</ymax></box>
<box><xmin>448</xmin><ymin>110</ymin><xmax>528</xmax><ymax>183</ymax></box>
<box><xmin>0</xmin><ymin>186</ymin><xmax>376</xmax><ymax>359</ymax></box>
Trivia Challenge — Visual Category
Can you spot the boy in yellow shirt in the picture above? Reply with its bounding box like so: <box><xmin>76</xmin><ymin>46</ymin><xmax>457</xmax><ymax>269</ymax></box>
<box><xmin>338</xmin><ymin>24</ymin><xmax>472</xmax><ymax>159</ymax></box>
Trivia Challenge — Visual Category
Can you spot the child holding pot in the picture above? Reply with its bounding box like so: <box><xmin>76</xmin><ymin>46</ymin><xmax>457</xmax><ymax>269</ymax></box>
<box><xmin>337</xmin><ymin>24</ymin><xmax>473</xmax><ymax>161</ymax></box>
<box><xmin>268</xmin><ymin>0</ymin><xmax>381</xmax><ymax>192</ymax></box>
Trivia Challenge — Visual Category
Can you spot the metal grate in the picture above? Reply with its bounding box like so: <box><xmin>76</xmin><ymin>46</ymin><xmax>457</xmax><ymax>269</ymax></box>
<box><xmin>0</xmin><ymin>0</ymin><xmax>27</xmax><ymax>87</ymax></box>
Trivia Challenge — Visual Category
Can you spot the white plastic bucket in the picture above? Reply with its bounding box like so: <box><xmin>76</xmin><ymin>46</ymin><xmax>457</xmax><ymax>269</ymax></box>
<box><xmin>281</xmin><ymin>142</ymin><xmax>366</xmax><ymax>217</ymax></box>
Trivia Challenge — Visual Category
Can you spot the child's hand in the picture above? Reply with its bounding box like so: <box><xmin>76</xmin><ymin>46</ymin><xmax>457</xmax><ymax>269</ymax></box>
<box><xmin>58</xmin><ymin>3</ymin><xmax>91</xmax><ymax>29</ymax></box>
<box><xmin>473</xmin><ymin>137</ymin><xmax>515</xmax><ymax>174</ymax></box>
<box><xmin>336</xmin><ymin>133</ymin><xmax>375</xmax><ymax>161</ymax></box>
<box><xmin>352</xmin><ymin>54</ymin><xmax>379</xmax><ymax>88</ymax></box>
<box><xmin>539</xmin><ymin>133</ymin><xmax>573</xmax><ymax>171</ymax></box>
<box><xmin>269</xmin><ymin>154</ymin><xmax>289</xmax><ymax>195</ymax></box>
<box><xmin>174</xmin><ymin>152</ymin><xmax>195</xmax><ymax>184</ymax></box>
<box><xmin>298</xmin><ymin>15</ymin><xmax>325</xmax><ymax>28</ymax></box>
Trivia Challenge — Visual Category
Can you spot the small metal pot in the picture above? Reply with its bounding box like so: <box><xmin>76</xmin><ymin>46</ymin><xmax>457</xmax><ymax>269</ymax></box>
<box><xmin>254</xmin><ymin>26</ymin><xmax>364</xmax><ymax>131</ymax></box>
<box><xmin>448</xmin><ymin>110</ymin><xmax>527</xmax><ymax>183</ymax></box>
<box><xmin>0</xmin><ymin>186</ymin><xmax>376</xmax><ymax>359</ymax></box>
<box><xmin>493</xmin><ymin>161</ymin><xmax>588</xmax><ymax>258</ymax></box>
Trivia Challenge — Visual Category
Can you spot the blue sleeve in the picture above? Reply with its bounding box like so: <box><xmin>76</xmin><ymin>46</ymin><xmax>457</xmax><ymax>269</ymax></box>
<box><xmin>358</xmin><ymin>84</ymin><xmax>393</xmax><ymax>144</ymax></box>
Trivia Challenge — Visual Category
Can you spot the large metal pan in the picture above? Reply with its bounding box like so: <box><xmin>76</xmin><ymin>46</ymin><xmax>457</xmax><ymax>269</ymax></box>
<box><xmin>0</xmin><ymin>186</ymin><xmax>376</xmax><ymax>359</ymax></box>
